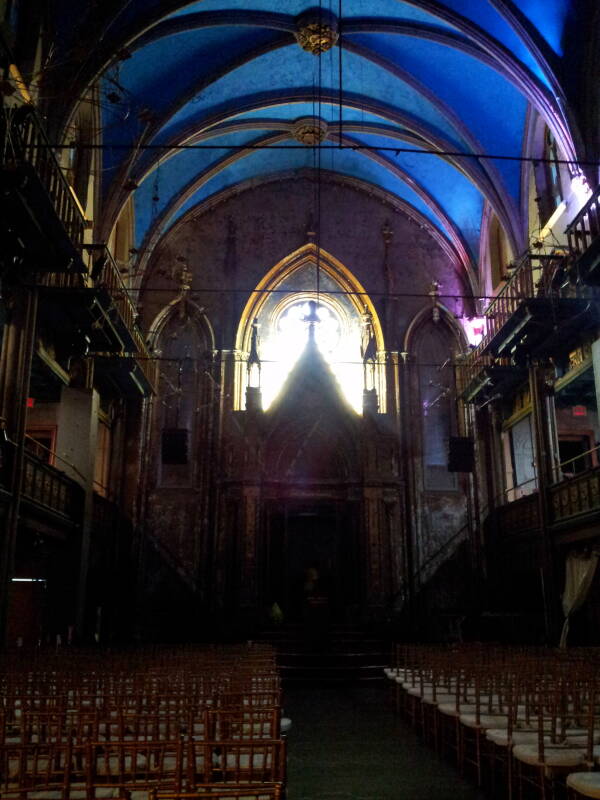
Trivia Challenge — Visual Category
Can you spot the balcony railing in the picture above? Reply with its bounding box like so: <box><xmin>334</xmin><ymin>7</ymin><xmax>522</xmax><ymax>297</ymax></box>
<box><xmin>455</xmin><ymin>353</ymin><xmax>513</xmax><ymax>398</ymax></box>
<box><xmin>21</xmin><ymin>451</ymin><xmax>84</xmax><ymax>523</ymax></box>
<box><xmin>84</xmin><ymin>245</ymin><xmax>138</xmax><ymax>335</ymax></box>
<box><xmin>36</xmin><ymin>243</ymin><xmax>155</xmax><ymax>393</ymax></box>
<box><xmin>84</xmin><ymin>245</ymin><xmax>156</xmax><ymax>392</ymax></box>
<box><xmin>550</xmin><ymin>467</ymin><xmax>600</xmax><ymax>525</ymax></box>
<box><xmin>566</xmin><ymin>184</ymin><xmax>600</xmax><ymax>259</ymax></box>
<box><xmin>462</xmin><ymin>249</ymin><xmax>600</xmax><ymax>376</ymax></box>
<box><xmin>486</xmin><ymin>462</ymin><xmax>600</xmax><ymax>542</ymax></box>
<box><xmin>130</xmin><ymin>326</ymin><xmax>157</xmax><ymax>390</ymax></box>
<box><xmin>4</xmin><ymin>105</ymin><xmax>85</xmax><ymax>254</ymax></box>
<box><xmin>493</xmin><ymin>492</ymin><xmax>540</xmax><ymax>536</ymax></box>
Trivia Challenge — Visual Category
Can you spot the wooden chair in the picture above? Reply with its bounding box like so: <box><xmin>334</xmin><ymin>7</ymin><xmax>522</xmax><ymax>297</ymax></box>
<box><xmin>89</xmin><ymin>739</ymin><xmax>185</xmax><ymax>796</ymax></box>
<box><xmin>149</xmin><ymin>786</ymin><xmax>283</xmax><ymax>800</ymax></box>
<box><xmin>207</xmin><ymin>709</ymin><xmax>280</xmax><ymax>741</ymax></box>
<box><xmin>184</xmin><ymin>739</ymin><xmax>287</xmax><ymax>788</ymax></box>
<box><xmin>511</xmin><ymin>678</ymin><xmax>589</xmax><ymax>800</ymax></box>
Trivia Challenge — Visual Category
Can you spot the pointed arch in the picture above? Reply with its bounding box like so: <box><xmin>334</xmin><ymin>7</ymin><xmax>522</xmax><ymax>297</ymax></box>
<box><xmin>148</xmin><ymin>298</ymin><xmax>215</xmax><ymax>489</ymax></box>
<box><xmin>148</xmin><ymin>296</ymin><xmax>215</xmax><ymax>353</ymax></box>
<box><xmin>235</xmin><ymin>244</ymin><xmax>386</xmax><ymax>413</ymax></box>
<box><xmin>403</xmin><ymin>301</ymin><xmax>466</xmax><ymax>354</ymax></box>
<box><xmin>236</xmin><ymin>243</ymin><xmax>384</xmax><ymax>352</ymax></box>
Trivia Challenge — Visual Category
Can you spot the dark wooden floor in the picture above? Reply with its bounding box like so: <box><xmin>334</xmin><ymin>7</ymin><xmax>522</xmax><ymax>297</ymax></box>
<box><xmin>284</xmin><ymin>684</ymin><xmax>487</xmax><ymax>800</ymax></box>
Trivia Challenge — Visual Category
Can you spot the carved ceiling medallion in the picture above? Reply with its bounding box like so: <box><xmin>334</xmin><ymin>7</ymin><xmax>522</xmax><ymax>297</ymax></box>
<box><xmin>292</xmin><ymin>117</ymin><xmax>329</xmax><ymax>145</ymax></box>
<box><xmin>295</xmin><ymin>10</ymin><xmax>339</xmax><ymax>55</ymax></box>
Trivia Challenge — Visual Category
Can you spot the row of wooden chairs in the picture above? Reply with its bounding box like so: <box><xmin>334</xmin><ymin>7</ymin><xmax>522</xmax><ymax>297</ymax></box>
<box><xmin>0</xmin><ymin>706</ymin><xmax>282</xmax><ymax>745</ymax></box>
<box><xmin>386</xmin><ymin>644</ymin><xmax>600</xmax><ymax>800</ymax></box>
<box><xmin>0</xmin><ymin>645</ymin><xmax>287</xmax><ymax>800</ymax></box>
<box><xmin>0</xmin><ymin>737</ymin><xmax>287</xmax><ymax>798</ymax></box>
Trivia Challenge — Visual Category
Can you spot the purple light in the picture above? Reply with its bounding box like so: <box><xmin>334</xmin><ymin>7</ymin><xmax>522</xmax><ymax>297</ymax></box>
<box><xmin>462</xmin><ymin>317</ymin><xmax>486</xmax><ymax>346</ymax></box>
<box><xmin>570</xmin><ymin>174</ymin><xmax>592</xmax><ymax>206</ymax></box>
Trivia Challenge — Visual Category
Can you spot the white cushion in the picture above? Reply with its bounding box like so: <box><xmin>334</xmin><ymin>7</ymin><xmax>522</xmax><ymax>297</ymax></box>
<box><xmin>566</xmin><ymin>772</ymin><xmax>600</xmax><ymax>799</ymax></box>
<box><xmin>512</xmin><ymin>743</ymin><xmax>586</xmax><ymax>768</ymax></box>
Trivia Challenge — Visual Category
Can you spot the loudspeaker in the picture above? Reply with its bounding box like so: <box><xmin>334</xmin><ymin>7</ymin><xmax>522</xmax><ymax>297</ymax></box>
<box><xmin>448</xmin><ymin>436</ymin><xmax>474</xmax><ymax>472</ymax></box>
<box><xmin>161</xmin><ymin>428</ymin><xmax>189</xmax><ymax>464</ymax></box>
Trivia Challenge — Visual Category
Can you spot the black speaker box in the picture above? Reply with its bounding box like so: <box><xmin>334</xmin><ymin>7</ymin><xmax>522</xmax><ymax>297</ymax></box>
<box><xmin>161</xmin><ymin>428</ymin><xmax>189</xmax><ymax>464</ymax></box>
<box><xmin>448</xmin><ymin>436</ymin><xmax>474</xmax><ymax>472</ymax></box>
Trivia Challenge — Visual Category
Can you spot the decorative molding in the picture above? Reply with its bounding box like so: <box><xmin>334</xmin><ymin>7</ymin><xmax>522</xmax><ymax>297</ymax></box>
<box><xmin>291</xmin><ymin>117</ymin><xmax>328</xmax><ymax>145</ymax></box>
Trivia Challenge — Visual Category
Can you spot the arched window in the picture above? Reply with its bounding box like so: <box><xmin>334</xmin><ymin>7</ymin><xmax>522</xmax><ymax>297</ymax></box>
<box><xmin>62</xmin><ymin>100</ymin><xmax>95</xmax><ymax>209</ymax></box>
<box><xmin>236</xmin><ymin>245</ymin><xmax>385</xmax><ymax>413</ymax></box>
<box><xmin>488</xmin><ymin>214</ymin><xmax>510</xmax><ymax>289</ymax></box>
<box><xmin>533</xmin><ymin>125</ymin><xmax>565</xmax><ymax>226</ymax></box>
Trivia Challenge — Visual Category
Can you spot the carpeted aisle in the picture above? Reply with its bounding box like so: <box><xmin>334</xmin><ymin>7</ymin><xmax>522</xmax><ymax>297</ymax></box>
<box><xmin>283</xmin><ymin>684</ymin><xmax>487</xmax><ymax>800</ymax></box>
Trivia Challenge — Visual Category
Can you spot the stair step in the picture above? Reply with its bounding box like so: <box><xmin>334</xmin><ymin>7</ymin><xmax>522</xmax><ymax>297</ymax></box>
<box><xmin>257</xmin><ymin>623</ymin><xmax>390</xmax><ymax>685</ymax></box>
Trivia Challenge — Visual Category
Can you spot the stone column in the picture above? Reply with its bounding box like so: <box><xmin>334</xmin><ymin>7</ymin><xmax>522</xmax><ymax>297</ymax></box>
<box><xmin>240</xmin><ymin>485</ymin><xmax>261</xmax><ymax>612</ymax></box>
<box><xmin>385</xmin><ymin>350</ymin><xmax>401</xmax><ymax>428</ymax></box>
<box><xmin>363</xmin><ymin>486</ymin><xmax>385</xmax><ymax>610</ymax></box>
<box><xmin>529</xmin><ymin>363</ymin><xmax>559</xmax><ymax>641</ymax></box>
<box><xmin>0</xmin><ymin>286</ymin><xmax>38</xmax><ymax>645</ymax></box>
<box><xmin>397</xmin><ymin>351</ymin><xmax>416</xmax><ymax>621</ymax></box>
<box><xmin>56</xmin><ymin>386</ymin><xmax>100</xmax><ymax>638</ymax></box>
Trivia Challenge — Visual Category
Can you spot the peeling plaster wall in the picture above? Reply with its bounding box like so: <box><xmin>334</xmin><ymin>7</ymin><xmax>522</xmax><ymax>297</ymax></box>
<box><xmin>137</xmin><ymin>175</ymin><xmax>471</xmax><ymax>623</ymax></box>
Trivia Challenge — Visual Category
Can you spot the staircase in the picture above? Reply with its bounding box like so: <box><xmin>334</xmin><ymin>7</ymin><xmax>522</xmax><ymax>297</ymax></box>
<box><xmin>257</xmin><ymin>624</ymin><xmax>389</xmax><ymax>685</ymax></box>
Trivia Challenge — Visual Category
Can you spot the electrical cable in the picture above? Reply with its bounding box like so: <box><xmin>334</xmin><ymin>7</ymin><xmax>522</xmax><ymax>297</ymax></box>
<box><xmin>14</xmin><ymin>138</ymin><xmax>600</xmax><ymax>167</ymax></box>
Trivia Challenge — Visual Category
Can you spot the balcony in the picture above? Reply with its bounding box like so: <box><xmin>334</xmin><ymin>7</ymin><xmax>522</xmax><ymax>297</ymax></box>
<box><xmin>21</xmin><ymin>451</ymin><xmax>84</xmax><ymax>530</ymax></box>
<box><xmin>456</xmin><ymin>353</ymin><xmax>521</xmax><ymax>404</ymax></box>
<box><xmin>550</xmin><ymin>466</ymin><xmax>600</xmax><ymax>530</ymax></box>
<box><xmin>37</xmin><ymin>245</ymin><xmax>156</xmax><ymax>396</ymax></box>
<box><xmin>1</xmin><ymin>105</ymin><xmax>86</xmax><ymax>272</ymax></box>
<box><xmin>566</xmin><ymin>184</ymin><xmax>600</xmax><ymax>281</ymax></box>
<box><xmin>457</xmin><ymin>251</ymin><xmax>600</xmax><ymax>402</ymax></box>
<box><xmin>489</xmin><ymin>464</ymin><xmax>600</xmax><ymax>546</ymax></box>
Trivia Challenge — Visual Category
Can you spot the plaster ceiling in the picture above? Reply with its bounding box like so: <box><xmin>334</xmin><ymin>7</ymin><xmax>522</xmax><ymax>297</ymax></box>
<box><xmin>51</xmin><ymin>1</ymin><xmax>585</xmax><ymax>278</ymax></box>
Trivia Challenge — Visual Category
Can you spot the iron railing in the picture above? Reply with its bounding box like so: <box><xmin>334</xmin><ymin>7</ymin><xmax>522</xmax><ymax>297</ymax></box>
<box><xmin>566</xmin><ymin>184</ymin><xmax>600</xmax><ymax>257</ymax></box>
<box><xmin>456</xmin><ymin>248</ymin><xmax>599</xmax><ymax>389</ymax></box>
<box><xmin>474</xmin><ymin>253</ymin><xmax>568</xmax><ymax>358</ymax></box>
<box><xmin>22</xmin><ymin>451</ymin><xmax>84</xmax><ymax>523</ymax></box>
<box><xmin>550</xmin><ymin>466</ymin><xmax>600</xmax><ymax>524</ymax></box>
<box><xmin>84</xmin><ymin>244</ymin><xmax>138</xmax><ymax>334</ymax></box>
<box><xmin>455</xmin><ymin>354</ymin><xmax>512</xmax><ymax>397</ymax></box>
<box><xmin>84</xmin><ymin>245</ymin><xmax>156</xmax><ymax>390</ymax></box>
<box><xmin>4</xmin><ymin>105</ymin><xmax>85</xmax><ymax>252</ymax></box>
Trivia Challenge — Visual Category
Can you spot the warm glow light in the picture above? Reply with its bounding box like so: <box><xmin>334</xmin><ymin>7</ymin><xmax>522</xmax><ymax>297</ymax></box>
<box><xmin>258</xmin><ymin>300</ymin><xmax>363</xmax><ymax>412</ymax></box>
<box><xmin>462</xmin><ymin>317</ymin><xmax>486</xmax><ymax>347</ymax></box>
<box><xmin>570</xmin><ymin>173</ymin><xmax>592</xmax><ymax>205</ymax></box>
<box><xmin>539</xmin><ymin>200</ymin><xmax>567</xmax><ymax>239</ymax></box>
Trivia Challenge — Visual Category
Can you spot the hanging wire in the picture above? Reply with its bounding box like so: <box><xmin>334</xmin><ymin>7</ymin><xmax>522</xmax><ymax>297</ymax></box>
<box><xmin>316</xmin><ymin>5</ymin><xmax>322</xmax><ymax>302</ymax></box>
<box><xmin>338</xmin><ymin>0</ymin><xmax>343</xmax><ymax>145</ymax></box>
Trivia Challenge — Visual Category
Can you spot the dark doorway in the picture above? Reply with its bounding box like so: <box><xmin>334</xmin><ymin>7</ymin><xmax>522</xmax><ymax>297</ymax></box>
<box><xmin>266</xmin><ymin>501</ymin><xmax>360</xmax><ymax>623</ymax></box>
<box><xmin>558</xmin><ymin>436</ymin><xmax>591</xmax><ymax>475</ymax></box>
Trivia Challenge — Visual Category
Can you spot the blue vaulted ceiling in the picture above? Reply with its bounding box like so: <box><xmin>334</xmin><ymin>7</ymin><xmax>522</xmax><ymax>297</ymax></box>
<box><xmin>55</xmin><ymin>0</ymin><xmax>584</xmax><ymax>278</ymax></box>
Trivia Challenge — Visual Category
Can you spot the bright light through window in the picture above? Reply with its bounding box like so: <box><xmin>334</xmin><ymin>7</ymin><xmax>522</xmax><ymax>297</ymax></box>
<box><xmin>278</xmin><ymin>302</ymin><xmax>340</xmax><ymax>354</ymax></box>
<box><xmin>258</xmin><ymin>299</ymin><xmax>364</xmax><ymax>413</ymax></box>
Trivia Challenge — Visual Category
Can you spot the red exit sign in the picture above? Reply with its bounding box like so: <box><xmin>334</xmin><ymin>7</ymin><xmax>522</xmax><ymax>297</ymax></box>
<box><xmin>572</xmin><ymin>405</ymin><xmax>587</xmax><ymax>417</ymax></box>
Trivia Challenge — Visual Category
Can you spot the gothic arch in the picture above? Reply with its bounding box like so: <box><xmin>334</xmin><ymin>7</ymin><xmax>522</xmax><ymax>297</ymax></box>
<box><xmin>148</xmin><ymin>296</ymin><xmax>215</xmax><ymax>354</ymax></box>
<box><xmin>148</xmin><ymin>298</ymin><xmax>215</xmax><ymax>490</ymax></box>
<box><xmin>403</xmin><ymin>301</ymin><xmax>466</xmax><ymax>354</ymax></box>
<box><xmin>234</xmin><ymin>244</ymin><xmax>386</xmax><ymax>412</ymax></box>
<box><xmin>236</xmin><ymin>244</ymin><xmax>384</xmax><ymax>353</ymax></box>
